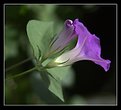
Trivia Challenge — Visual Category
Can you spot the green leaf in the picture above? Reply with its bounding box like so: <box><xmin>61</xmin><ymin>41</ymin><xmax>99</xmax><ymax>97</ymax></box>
<box><xmin>30</xmin><ymin>72</ymin><xmax>64</xmax><ymax>104</ymax></box>
<box><xmin>47</xmin><ymin>66</ymin><xmax>74</xmax><ymax>81</ymax></box>
<box><xmin>46</xmin><ymin>66</ymin><xmax>74</xmax><ymax>102</ymax></box>
<box><xmin>37</xmin><ymin>59</ymin><xmax>74</xmax><ymax>102</ymax></box>
<box><xmin>36</xmin><ymin>70</ymin><xmax>64</xmax><ymax>102</ymax></box>
<box><xmin>26</xmin><ymin>20</ymin><xmax>53</xmax><ymax>60</ymax></box>
<box><xmin>48</xmin><ymin>74</ymin><xmax>64</xmax><ymax>102</ymax></box>
<box><xmin>39</xmin><ymin>70</ymin><xmax>64</xmax><ymax>102</ymax></box>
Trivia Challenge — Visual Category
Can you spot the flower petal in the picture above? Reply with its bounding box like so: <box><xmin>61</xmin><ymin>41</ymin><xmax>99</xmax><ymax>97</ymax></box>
<box><xmin>78</xmin><ymin>34</ymin><xmax>111</xmax><ymax>72</ymax></box>
<box><xmin>50</xmin><ymin>19</ymin><xmax>76</xmax><ymax>53</ymax></box>
<box><xmin>74</xmin><ymin>19</ymin><xmax>91</xmax><ymax>48</ymax></box>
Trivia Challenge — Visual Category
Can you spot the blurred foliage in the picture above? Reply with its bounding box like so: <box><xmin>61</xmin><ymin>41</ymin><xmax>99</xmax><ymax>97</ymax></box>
<box><xmin>5</xmin><ymin>4</ymin><xmax>116</xmax><ymax>105</ymax></box>
<box><xmin>5</xmin><ymin>25</ymin><xmax>18</xmax><ymax>59</ymax></box>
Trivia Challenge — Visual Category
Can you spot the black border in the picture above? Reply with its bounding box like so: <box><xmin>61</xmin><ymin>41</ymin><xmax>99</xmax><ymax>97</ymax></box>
<box><xmin>1</xmin><ymin>1</ymin><xmax>119</xmax><ymax>109</ymax></box>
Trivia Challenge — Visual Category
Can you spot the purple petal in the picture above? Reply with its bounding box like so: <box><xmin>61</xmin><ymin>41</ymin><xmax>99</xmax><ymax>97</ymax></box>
<box><xmin>50</xmin><ymin>19</ymin><xmax>76</xmax><ymax>53</ymax></box>
<box><xmin>74</xmin><ymin>19</ymin><xmax>91</xmax><ymax>48</ymax></box>
<box><xmin>74</xmin><ymin>19</ymin><xmax>111</xmax><ymax>71</ymax></box>
<box><xmin>79</xmin><ymin>34</ymin><xmax>111</xmax><ymax>72</ymax></box>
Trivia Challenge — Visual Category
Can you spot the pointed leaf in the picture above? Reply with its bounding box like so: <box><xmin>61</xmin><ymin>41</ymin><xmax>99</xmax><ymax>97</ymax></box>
<box><xmin>40</xmin><ymin>70</ymin><xmax>64</xmax><ymax>102</ymax></box>
<box><xmin>26</xmin><ymin>20</ymin><xmax>53</xmax><ymax>60</ymax></box>
<box><xmin>46</xmin><ymin>66</ymin><xmax>75</xmax><ymax>102</ymax></box>
<box><xmin>48</xmin><ymin>74</ymin><xmax>64</xmax><ymax>102</ymax></box>
<box><xmin>30</xmin><ymin>72</ymin><xmax>64</xmax><ymax>104</ymax></box>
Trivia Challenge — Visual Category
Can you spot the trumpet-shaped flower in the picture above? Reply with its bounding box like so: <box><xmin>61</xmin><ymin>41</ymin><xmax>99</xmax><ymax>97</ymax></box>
<box><xmin>47</xmin><ymin>19</ymin><xmax>111</xmax><ymax>72</ymax></box>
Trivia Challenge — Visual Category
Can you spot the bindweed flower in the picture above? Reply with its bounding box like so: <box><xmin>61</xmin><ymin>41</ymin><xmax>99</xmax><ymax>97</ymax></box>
<box><xmin>46</xmin><ymin>19</ymin><xmax>111</xmax><ymax>72</ymax></box>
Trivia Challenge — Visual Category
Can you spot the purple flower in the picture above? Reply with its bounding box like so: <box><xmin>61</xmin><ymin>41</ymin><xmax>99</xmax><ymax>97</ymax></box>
<box><xmin>48</xmin><ymin>19</ymin><xmax>111</xmax><ymax>72</ymax></box>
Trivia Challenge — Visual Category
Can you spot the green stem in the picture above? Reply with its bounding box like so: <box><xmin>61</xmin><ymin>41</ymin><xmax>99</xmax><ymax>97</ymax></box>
<box><xmin>6</xmin><ymin>67</ymin><xmax>36</xmax><ymax>80</ymax></box>
<box><xmin>6</xmin><ymin>57</ymin><xmax>32</xmax><ymax>72</ymax></box>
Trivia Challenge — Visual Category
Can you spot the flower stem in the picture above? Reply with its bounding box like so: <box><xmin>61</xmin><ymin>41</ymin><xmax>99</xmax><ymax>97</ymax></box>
<box><xmin>6</xmin><ymin>67</ymin><xmax>36</xmax><ymax>80</ymax></box>
<box><xmin>6</xmin><ymin>57</ymin><xmax>32</xmax><ymax>72</ymax></box>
